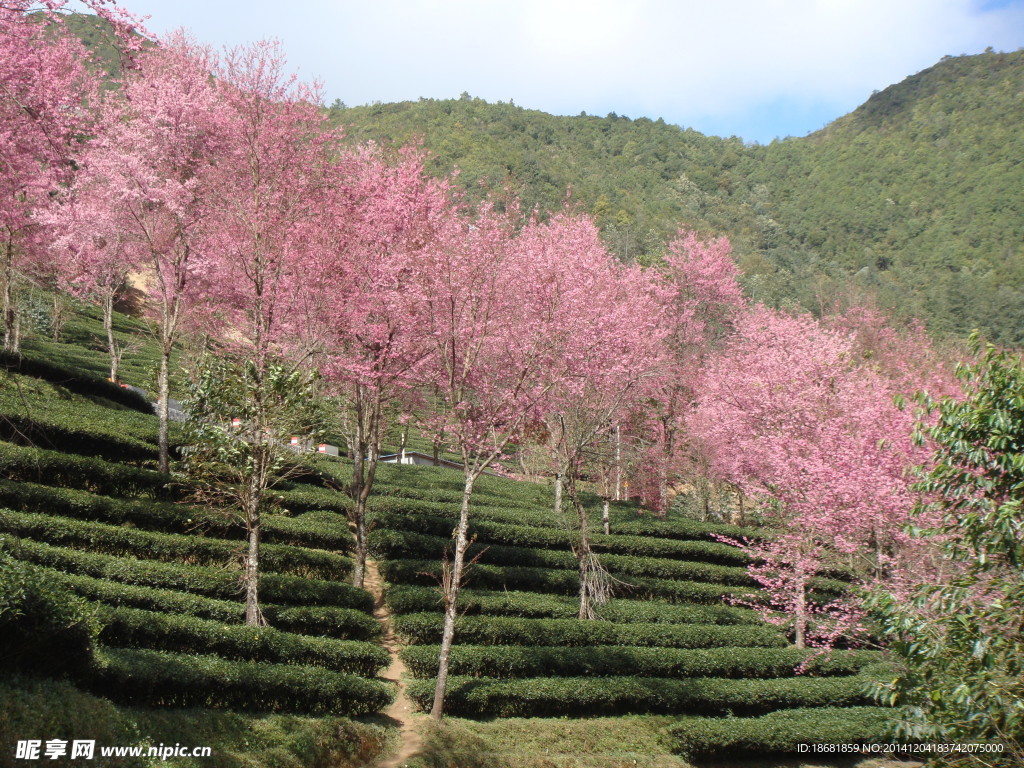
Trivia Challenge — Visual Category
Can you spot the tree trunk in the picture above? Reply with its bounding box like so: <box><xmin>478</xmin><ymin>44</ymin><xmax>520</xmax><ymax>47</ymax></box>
<box><xmin>351</xmin><ymin>401</ymin><xmax>367</xmax><ymax>588</ymax></box>
<box><xmin>602</xmin><ymin>498</ymin><xmax>610</xmax><ymax>535</ymax></box>
<box><xmin>352</xmin><ymin>497</ymin><xmax>368</xmax><ymax>588</ymax></box>
<box><xmin>659</xmin><ymin>417</ymin><xmax>675</xmax><ymax>517</ymax></box>
<box><xmin>351</xmin><ymin>443</ymin><xmax>380</xmax><ymax>590</ymax></box>
<box><xmin>431</xmin><ymin>471</ymin><xmax>476</xmax><ymax>721</ymax></box>
<box><xmin>2</xmin><ymin>242</ymin><xmax>17</xmax><ymax>354</ymax></box>
<box><xmin>569</xmin><ymin>475</ymin><xmax>611</xmax><ymax>620</ymax></box>
<box><xmin>731</xmin><ymin>489</ymin><xmax>746</xmax><ymax>527</ymax></box>
<box><xmin>793</xmin><ymin>575</ymin><xmax>807</xmax><ymax>649</ymax></box>
<box><xmin>103</xmin><ymin>290</ymin><xmax>119</xmax><ymax>382</ymax></box>
<box><xmin>51</xmin><ymin>293</ymin><xmax>66</xmax><ymax>343</ymax></box>
<box><xmin>157</xmin><ymin>348</ymin><xmax>171</xmax><ymax>474</ymax></box>
<box><xmin>244</xmin><ymin>499</ymin><xmax>266</xmax><ymax>626</ymax></box>
<box><xmin>349</xmin><ymin>387</ymin><xmax>383</xmax><ymax>590</ymax></box>
<box><xmin>614</xmin><ymin>423</ymin><xmax>622</xmax><ymax>501</ymax></box>
<box><xmin>553</xmin><ymin>471</ymin><xmax>563</xmax><ymax>516</ymax></box>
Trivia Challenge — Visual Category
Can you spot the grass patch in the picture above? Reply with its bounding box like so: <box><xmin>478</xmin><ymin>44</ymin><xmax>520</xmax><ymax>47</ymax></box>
<box><xmin>0</xmin><ymin>675</ymin><xmax>389</xmax><ymax>768</ymax></box>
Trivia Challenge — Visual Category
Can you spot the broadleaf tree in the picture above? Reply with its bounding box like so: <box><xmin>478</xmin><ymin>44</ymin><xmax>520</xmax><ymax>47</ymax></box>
<box><xmin>870</xmin><ymin>334</ymin><xmax>1024</xmax><ymax>765</ymax></box>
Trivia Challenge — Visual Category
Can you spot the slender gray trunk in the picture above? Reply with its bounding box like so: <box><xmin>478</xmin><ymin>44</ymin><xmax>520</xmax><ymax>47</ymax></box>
<box><xmin>431</xmin><ymin>471</ymin><xmax>476</xmax><ymax>720</ymax></box>
<box><xmin>352</xmin><ymin>499</ymin><xmax>368</xmax><ymax>588</ymax></box>
<box><xmin>103</xmin><ymin>290</ymin><xmax>119</xmax><ymax>382</ymax></box>
<box><xmin>157</xmin><ymin>349</ymin><xmax>171</xmax><ymax>474</ymax></box>
<box><xmin>351</xmin><ymin>407</ymin><xmax>367</xmax><ymax>588</ymax></box>
<box><xmin>3</xmin><ymin>290</ymin><xmax>16</xmax><ymax>353</ymax></box>
<box><xmin>553</xmin><ymin>471</ymin><xmax>563</xmax><ymax>516</ymax></box>
<box><xmin>614</xmin><ymin>423</ymin><xmax>622</xmax><ymax>501</ymax></box>
<box><xmin>577</xmin><ymin>500</ymin><xmax>594</xmax><ymax>619</ymax></box>
<box><xmin>349</xmin><ymin>388</ymin><xmax>382</xmax><ymax>589</ymax></box>
<box><xmin>732</xmin><ymin>489</ymin><xmax>746</xmax><ymax>527</ymax></box>
<box><xmin>51</xmin><ymin>293</ymin><xmax>65</xmax><ymax>342</ymax></box>
<box><xmin>244</xmin><ymin>497</ymin><xmax>265</xmax><ymax>626</ymax></box>
<box><xmin>659</xmin><ymin>418</ymin><xmax>674</xmax><ymax>516</ymax></box>
<box><xmin>569</xmin><ymin>477</ymin><xmax>610</xmax><ymax>620</ymax></box>
<box><xmin>794</xmin><ymin>578</ymin><xmax>807</xmax><ymax>649</ymax></box>
<box><xmin>602</xmin><ymin>498</ymin><xmax>610</xmax><ymax>536</ymax></box>
<box><xmin>2</xmin><ymin>242</ymin><xmax>17</xmax><ymax>354</ymax></box>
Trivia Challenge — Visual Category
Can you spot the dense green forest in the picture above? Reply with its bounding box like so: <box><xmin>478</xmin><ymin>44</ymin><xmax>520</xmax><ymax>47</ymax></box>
<box><xmin>331</xmin><ymin>49</ymin><xmax>1024</xmax><ymax>344</ymax></box>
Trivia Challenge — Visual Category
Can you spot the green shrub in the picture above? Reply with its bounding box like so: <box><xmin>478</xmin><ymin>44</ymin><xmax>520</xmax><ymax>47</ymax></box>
<box><xmin>370</xmin><ymin>510</ymin><xmax>751</xmax><ymax>565</ymax></box>
<box><xmin>264</xmin><ymin>511</ymin><xmax>351</xmax><ymax>550</ymax></box>
<box><xmin>370</xmin><ymin>529</ymin><xmax>754</xmax><ymax>587</ymax></box>
<box><xmin>0</xmin><ymin>674</ymin><xmax>391</xmax><ymax>768</ymax></box>
<box><xmin>10</xmin><ymin>538</ymin><xmax>373</xmax><ymax>610</ymax></box>
<box><xmin>95</xmin><ymin>604</ymin><xmax>388</xmax><ymax>675</ymax></box>
<box><xmin>0</xmin><ymin>509</ymin><xmax>351</xmax><ymax>579</ymax></box>
<box><xmin>45</xmin><ymin>566</ymin><xmax>242</xmax><ymax>618</ymax></box>
<box><xmin>264</xmin><ymin>604</ymin><xmax>381</xmax><ymax>640</ymax></box>
<box><xmin>0</xmin><ymin>351</ymin><xmax>152</xmax><ymax>413</ymax></box>
<box><xmin>408</xmin><ymin>674</ymin><xmax>872</xmax><ymax>718</ymax></box>
<box><xmin>393</xmin><ymin>613</ymin><xmax>785</xmax><ymax>649</ymax></box>
<box><xmin>609</xmin><ymin>517</ymin><xmax>764</xmax><ymax>543</ymax></box>
<box><xmin>0</xmin><ymin>548</ymin><xmax>98</xmax><ymax>677</ymax></box>
<box><xmin>0</xmin><ymin>441</ymin><xmax>167</xmax><ymax>497</ymax></box>
<box><xmin>367</xmin><ymin>497</ymin><xmax>559</xmax><ymax>528</ymax></box>
<box><xmin>0</xmin><ymin>480</ymin><xmax>351</xmax><ymax>550</ymax></box>
<box><xmin>129</xmin><ymin>707</ymin><xmax>390</xmax><ymax>768</ymax></box>
<box><xmin>0</xmin><ymin>412</ymin><xmax>159</xmax><ymax>464</ymax></box>
<box><xmin>379</xmin><ymin>558</ymin><xmax>757</xmax><ymax>604</ymax></box>
<box><xmin>384</xmin><ymin>585</ymin><xmax>760</xmax><ymax>625</ymax></box>
<box><xmin>38</xmin><ymin>568</ymin><xmax>380</xmax><ymax>639</ymax></box>
<box><xmin>400</xmin><ymin>645</ymin><xmax>882</xmax><ymax>680</ymax></box>
<box><xmin>667</xmin><ymin>706</ymin><xmax>894</xmax><ymax>760</ymax></box>
<box><xmin>272</xmin><ymin>486</ymin><xmax>350</xmax><ymax>516</ymax></box>
<box><xmin>87</xmin><ymin>648</ymin><xmax>393</xmax><ymax>716</ymax></box>
<box><xmin>370</xmin><ymin>484</ymin><xmax>545</xmax><ymax>511</ymax></box>
<box><xmin>0</xmin><ymin>677</ymin><xmax>148</xmax><ymax>768</ymax></box>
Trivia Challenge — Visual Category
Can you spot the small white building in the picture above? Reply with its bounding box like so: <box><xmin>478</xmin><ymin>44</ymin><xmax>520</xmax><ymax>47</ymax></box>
<box><xmin>380</xmin><ymin>450</ymin><xmax>463</xmax><ymax>471</ymax></box>
<box><xmin>380</xmin><ymin>450</ymin><xmax>501</xmax><ymax>476</ymax></box>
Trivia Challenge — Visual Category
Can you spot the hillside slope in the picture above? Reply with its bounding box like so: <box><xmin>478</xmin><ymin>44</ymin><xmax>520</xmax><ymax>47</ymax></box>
<box><xmin>754</xmin><ymin>49</ymin><xmax>1024</xmax><ymax>341</ymax></box>
<box><xmin>0</xmin><ymin>309</ymin><xmax>393</xmax><ymax>767</ymax></box>
<box><xmin>0</xmin><ymin>303</ymin><xmax>897</xmax><ymax>767</ymax></box>
<box><xmin>333</xmin><ymin>49</ymin><xmax>1024</xmax><ymax>344</ymax></box>
<box><xmin>360</xmin><ymin>465</ymin><xmax>894</xmax><ymax>766</ymax></box>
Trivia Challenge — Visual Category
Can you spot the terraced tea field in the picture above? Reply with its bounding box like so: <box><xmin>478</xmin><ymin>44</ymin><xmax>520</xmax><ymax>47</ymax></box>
<box><xmin>1</xmin><ymin>308</ymin><xmax>901</xmax><ymax>767</ymax></box>
<box><xmin>0</xmin><ymin>334</ymin><xmax>393</xmax><ymax>766</ymax></box>
<box><xmin>362</xmin><ymin>469</ymin><xmax>896</xmax><ymax>766</ymax></box>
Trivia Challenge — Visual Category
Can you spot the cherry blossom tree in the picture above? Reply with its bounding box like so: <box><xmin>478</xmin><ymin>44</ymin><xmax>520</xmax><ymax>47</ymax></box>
<box><xmin>1</xmin><ymin>5</ymin><xmax>95</xmax><ymax>351</ymax></box>
<box><xmin>195</xmin><ymin>40</ymin><xmax>340</xmax><ymax>625</ymax></box>
<box><xmin>870</xmin><ymin>335</ymin><xmax>1024</xmax><ymax>757</ymax></box>
<box><xmin>526</xmin><ymin>214</ymin><xmax>665</xmax><ymax>618</ymax></box>
<box><xmin>413</xmin><ymin>202</ymin><xmax>638</xmax><ymax>718</ymax></box>
<box><xmin>693</xmin><ymin>305</ymin><xmax>941</xmax><ymax>647</ymax></box>
<box><xmin>59</xmin><ymin>34</ymin><xmax>226</xmax><ymax>473</ymax></box>
<box><xmin>313</xmin><ymin>145</ymin><xmax>450</xmax><ymax>588</ymax></box>
<box><xmin>412</xmin><ymin>201</ymin><xmax>521</xmax><ymax>719</ymax></box>
<box><xmin>50</xmin><ymin>223</ymin><xmax>135</xmax><ymax>381</ymax></box>
<box><xmin>0</xmin><ymin>1</ymin><xmax>141</xmax><ymax>353</ymax></box>
<box><xmin>646</xmin><ymin>230</ymin><xmax>744</xmax><ymax>511</ymax></box>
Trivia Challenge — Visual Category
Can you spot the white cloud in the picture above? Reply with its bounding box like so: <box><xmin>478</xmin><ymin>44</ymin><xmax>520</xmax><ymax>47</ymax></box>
<box><xmin>116</xmin><ymin>0</ymin><xmax>1024</xmax><ymax>141</ymax></box>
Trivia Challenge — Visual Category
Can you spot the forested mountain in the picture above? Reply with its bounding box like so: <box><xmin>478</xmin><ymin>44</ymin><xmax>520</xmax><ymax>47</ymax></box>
<box><xmin>331</xmin><ymin>49</ymin><xmax>1024</xmax><ymax>344</ymax></box>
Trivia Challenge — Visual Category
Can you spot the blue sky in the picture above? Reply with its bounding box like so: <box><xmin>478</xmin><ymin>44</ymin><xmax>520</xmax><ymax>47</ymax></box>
<box><xmin>112</xmin><ymin>0</ymin><xmax>1024</xmax><ymax>144</ymax></box>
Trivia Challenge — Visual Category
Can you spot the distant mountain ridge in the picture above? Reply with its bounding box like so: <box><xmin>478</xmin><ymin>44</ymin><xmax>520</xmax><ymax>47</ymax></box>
<box><xmin>62</xmin><ymin>20</ymin><xmax>1022</xmax><ymax>343</ymax></box>
<box><xmin>331</xmin><ymin>49</ymin><xmax>1024</xmax><ymax>344</ymax></box>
